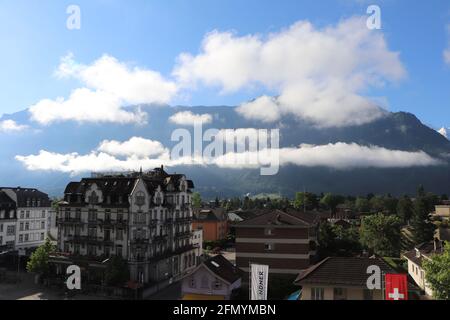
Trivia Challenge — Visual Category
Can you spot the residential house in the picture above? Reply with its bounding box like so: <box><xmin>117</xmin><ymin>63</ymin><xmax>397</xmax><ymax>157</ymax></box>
<box><xmin>1</xmin><ymin>187</ymin><xmax>52</xmax><ymax>253</ymax></box>
<box><xmin>434</xmin><ymin>204</ymin><xmax>450</xmax><ymax>221</ymax></box>
<box><xmin>294</xmin><ymin>257</ymin><xmax>397</xmax><ymax>300</ymax></box>
<box><xmin>192</xmin><ymin>208</ymin><xmax>228</xmax><ymax>242</ymax></box>
<box><xmin>181</xmin><ymin>254</ymin><xmax>243</xmax><ymax>300</ymax></box>
<box><xmin>234</xmin><ymin>209</ymin><xmax>320</xmax><ymax>275</ymax></box>
<box><xmin>0</xmin><ymin>191</ymin><xmax>17</xmax><ymax>252</ymax></box>
<box><xmin>403</xmin><ymin>239</ymin><xmax>446</xmax><ymax>297</ymax></box>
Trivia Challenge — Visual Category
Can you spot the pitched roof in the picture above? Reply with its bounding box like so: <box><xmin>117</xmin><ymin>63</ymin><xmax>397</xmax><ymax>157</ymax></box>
<box><xmin>203</xmin><ymin>255</ymin><xmax>243</xmax><ymax>284</ymax></box>
<box><xmin>294</xmin><ymin>257</ymin><xmax>396</xmax><ymax>287</ymax></box>
<box><xmin>403</xmin><ymin>240</ymin><xmax>446</xmax><ymax>268</ymax></box>
<box><xmin>235</xmin><ymin>209</ymin><xmax>319</xmax><ymax>227</ymax></box>
<box><xmin>194</xmin><ymin>207</ymin><xmax>226</xmax><ymax>221</ymax></box>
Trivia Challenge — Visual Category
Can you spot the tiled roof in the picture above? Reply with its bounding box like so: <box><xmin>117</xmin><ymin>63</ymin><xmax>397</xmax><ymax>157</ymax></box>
<box><xmin>294</xmin><ymin>257</ymin><xmax>396</xmax><ymax>287</ymax></box>
<box><xmin>403</xmin><ymin>240</ymin><xmax>446</xmax><ymax>268</ymax></box>
<box><xmin>194</xmin><ymin>207</ymin><xmax>226</xmax><ymax>221</ymax></box>
<box><xmin>203</xmin><ymin>255</ymin><xmax>243</xmax><ymax>284</ymax></box>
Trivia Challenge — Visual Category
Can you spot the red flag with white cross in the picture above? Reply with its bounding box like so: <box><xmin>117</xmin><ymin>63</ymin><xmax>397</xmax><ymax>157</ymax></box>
<box><xmin>385</xmin><ymin>274</ymin><xmax>408</xmax><ymax>300</ymax></box>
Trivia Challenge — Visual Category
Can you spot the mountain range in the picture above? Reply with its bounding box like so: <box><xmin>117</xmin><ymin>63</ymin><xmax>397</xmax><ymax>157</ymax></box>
<box><xmin>1</xmin><ymin>105</ymin><xmax>449</xmax><ymax>199</ymax></box>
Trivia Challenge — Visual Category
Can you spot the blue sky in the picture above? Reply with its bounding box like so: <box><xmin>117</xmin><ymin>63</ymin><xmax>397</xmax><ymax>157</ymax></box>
<box><xmin>0</xmin><ymin>0</ymin><xmax>449</xmax><ymax>130</ymax></box>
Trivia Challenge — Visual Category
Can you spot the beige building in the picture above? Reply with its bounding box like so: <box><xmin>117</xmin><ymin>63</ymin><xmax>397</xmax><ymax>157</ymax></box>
<box><xmin>434</xmin><ymin>205</ymin><xmax>450</xmax><ymax>220</ymax></box>
<box><xmin>294</xmin><ymin>257</ymin><xmax>398</xmax><ymax>300</ymax></box>
<box><xmin>403</xmin><ymin>240</ymin><xmax>445</xmax><ymax>298</ymax></box>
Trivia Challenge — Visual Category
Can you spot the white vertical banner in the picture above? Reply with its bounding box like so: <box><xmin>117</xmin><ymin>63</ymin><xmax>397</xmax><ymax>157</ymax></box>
<box><xmin>250</xmin><ymin>264</ymin><xmax>269</xmax><ymax>300</ymax></box>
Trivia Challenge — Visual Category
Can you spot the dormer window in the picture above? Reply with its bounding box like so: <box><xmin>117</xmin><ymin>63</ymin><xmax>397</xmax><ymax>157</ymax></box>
<box><xmin>135</xmin><ymin>191</ymin><xmax>145</xmax><ymax>206</ymax></box>
<box><xmin>415</xmin><ymin>249</ymin><xmax>421</xmax><ymax>258</ymax></box>
<box><xmin>88</xmin><ymin>191</ymin><xmax>99</xmax><ymax>205</ymax></box>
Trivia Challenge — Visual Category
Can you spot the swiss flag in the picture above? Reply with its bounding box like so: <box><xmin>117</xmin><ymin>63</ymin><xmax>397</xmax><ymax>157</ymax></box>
<box><xmin>385</xmin><ymin>274</ymin><xmax>408</xmax><ymax>300</ymax></box>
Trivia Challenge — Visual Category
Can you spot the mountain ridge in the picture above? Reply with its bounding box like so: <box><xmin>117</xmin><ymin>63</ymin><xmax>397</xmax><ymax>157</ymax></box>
<box><xmin>1</xmin><ymin>105</ymin><xmax>449</xmax><ymax>198</ymax></box>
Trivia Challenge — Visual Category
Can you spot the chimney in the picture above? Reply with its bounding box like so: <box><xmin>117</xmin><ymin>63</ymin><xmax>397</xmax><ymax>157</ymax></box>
<box><xmin>434</xmin><ymin>237</ymin><xmax>439</xmax><ymax>253</ymax></box>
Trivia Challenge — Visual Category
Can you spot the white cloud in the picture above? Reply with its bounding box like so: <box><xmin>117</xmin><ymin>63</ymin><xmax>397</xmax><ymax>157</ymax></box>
<box><xmin>174</xmin><ymin>17</ymin><xmax>405</xmax><ymax>127</ymax></box>
<box><xmin>169</xmin><ymin>111</ymin><xmax>213</xmax><ymax>126</ymax></box>
<box><xmin>16</xmin><ymin>137</ymin><xmax>440</xmax><ymax>175</ymax></box>
<box><xmin>278</xmin><ymin>143</ymin><xmax>441</xmax><ymax>169</ymax></box>
<box><xmin>0</xmin><ymin>120</ymin><xmax>28</xmax><ymax>132</ymax></box>
<box><xmin>97</xmin><ymin>137</ymin><xmax>168</xmax><ymax>158</ymax></box>
<box><xmin>438</xmin><ymin>127</ymin><xmax>448</xmax><ymax>139</ymax></box>
<box><xmin>445</xmin><ymin>48</ymin><xmax>450</xmax><ymax>65</ymax></box>
<box><xmin>237</xmin><ymin>96</ymin><xmax>281</xmax><ymax>123</ymax></box>
<box><xmin>445</xmin><ymin>24</ymin><xmax>450</xmax><ymax>65</ymax></box>
<box><xmin>29</xmin><ymin>54</ymin><xmax>178</xmax><ymax>125</ymax></box>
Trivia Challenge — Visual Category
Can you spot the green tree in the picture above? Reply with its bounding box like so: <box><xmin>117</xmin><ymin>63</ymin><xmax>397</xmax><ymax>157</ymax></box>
<box><xmin>294</xmin><ymin>192</ymin><xmax>317</xmax><ymax>210</ymax></box>
<box><xmin>26</xmin><ymin>238</ymin><xmax>56</xmax><ymax>276</ymax></box>
<box><xmin>355</xmin><ymin>197</ymin><xmax>370</xmax><ymax>212</ymax></box>
<box><xmin>411</xmin><ymin>196</ymin><xmax>435</xmax><ymax>244</ymax></box>
<box><xmin>397</xmin><ymin>196</ymin><xmax>413</xmax><ymax>224</ymax></box>
<box><xmin>192</xmin><ymin>192</ymin><xmax>202</xmax><ymax>208</ymax></box>
<box><xmin>317</xmin><ymin>222</ymin><xmax>361</xmax><ymax>258</ymax></box>
<box><xmin>423</xmin><ymin>242</ymin><xmax>450</xmax><ymax>300</ymax></box>
<box><xmin>369</xmin><ymin>195</ymin><xmax>385</xmax><ymax>213</ymax></box>
<box><xmin>360</xmin><ymin>213</ymin><xmax>402</xmax><ymax>257</ymax></box>
<box><xmin>104</xmin><ymin>256</ymin><xmax>130</xmax><ymax>286</ymax></box>
<box><xmin>383</xmin><ymin>195</ymin><xmax>398</xmax><ymax>215</ymax></box>
<box><xmin>320</xmin><ymin>193</ymin><xmax>344</xmax><ymax>213</ymax></box>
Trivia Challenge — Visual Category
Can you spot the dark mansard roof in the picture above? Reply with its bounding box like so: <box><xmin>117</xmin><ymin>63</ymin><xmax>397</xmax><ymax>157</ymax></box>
<box><xmin>62</xmin><ymin>167</ymin><xmax>194</xmax><ymax>207</ymax></box>
<box><xmin>0</xmin><ymin>187</ymin><xmax>51</xmax><ymax>207</ymax></box>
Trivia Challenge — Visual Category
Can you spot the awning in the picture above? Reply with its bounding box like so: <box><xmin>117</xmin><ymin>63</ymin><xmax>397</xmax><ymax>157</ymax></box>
<box><xmin>287</xmin><ymin>289</ymin><xmax>302</xmax><ymax>300</ymax></box>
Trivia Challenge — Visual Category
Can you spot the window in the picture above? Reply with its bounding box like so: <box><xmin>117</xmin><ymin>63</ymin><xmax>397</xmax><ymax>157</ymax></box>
<box><xmin>264</xmin><ymin>243</ymin><xmax>275</xmax><ymax>251</ymax></box>
<box><xmin>41</xmin><ymin>211</ymin><xmax>45</xmax><ymax>218</ymax></box>
<box><xmin>26</xmin><ymin>211</ymin><xmax>30</xmax><ymax>219</ymax></box>
<box><xmin>19</xmin><ymin>235</ymin><xmax>23</xmax><ymax>243</ymax></box>
<box><xmin>117</xmin><ymin>229</ymin><xmax>123</xmax><ymax>241</ymax></box>
<box><xmin>75</xmin><ymin>209</ymin><xmax>81</xmax><ymax>220</ymax></box>
<box><xmin>6</xmin><ymin>225</ymin><xmax>15</xmax><ymax>236</ymax></box>
<box><xmin>214</xmin><ymin>278</ymin><xmax>222</xmax><ymax>290</ymax></box>
<box><xmin>41</xmin><ymin>221</ymin><xmax>45</xmax><ymax>229</ymax></box>
<box><xmin>363</xmin><ymin>289</ymin><xmax>374</xmax><ymax>300</ymax></box>
<box><xmin>20</xmin><ymin>211</ymin><xmax>24</xmax><ymax>219</ymax></box>
<box><xmin>190</xmin><ymin>276</ymin><xmax>196</xmax><ymax>288</ymax></box>
<box><xmin>19</xmin><ymin>222</ymin><xmax>24</xmax><ymax>231</ymax></box>
<box><xmin>25</xmin><ymin>222</ymin><xmax>29</xmax><ymax>231</ymax></box>
<box><xmin>116</xmin><ymin>245</ymin><xmax>123</xmax><ymax>257</ymax></box>
<box><xmin>265</xmin><ymin>228</ymin><xmax>274</xmax><ymax>236</ymax></box>
<box><xmin>333</xmin><ymin>287</ymin><xmax>347</xmax><ymax>300</ymax></box>
<box><xmin>311</xmin><ymin>288</ymin><xmax>324</xmax><ymax>300</ymax></box>
<box><xmin>40</xmin><ymin>233</ymin><xmax>44</xmax><ymax>241</ymax></box>
<box><xmin>135</xmin><ymin>191</ymin><xmax>145</xmax><ymax>206</ymax></box>
<box><xmin>201</xmin><ymin>275</ymin><xmax>209</xmax><ymax>289</ymax></box>
<box><xmin>88</xmin><ymin>209</ymin><xmax>97</xmax><ymax>222</ymax></box>
<box><xmin>25</xmin><ymin>234</ymin><xmax>29</xmax><ymax>242</ymax></box>
<box><xmin>105</xmin><ymin>210</ymin><xmax>111</xmax><ymax>221</ymax></box>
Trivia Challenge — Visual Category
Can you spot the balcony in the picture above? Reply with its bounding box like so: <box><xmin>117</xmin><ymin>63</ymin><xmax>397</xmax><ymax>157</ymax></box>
<box><xmin>59</xmin><ymin>218</ymin><xmax>83</xmax><ymax>225</ymax></box>
<box><xmin>175</xmin><ymin>231</ymin><xmax>193</xmax><ymax>239</ymax></box>
<box><xmin>65</xmin><ymin>235</ymin><xmax>114</xmax><ymax>246</ymax></box>
<box><xmin>130</xmin><ymin>238</ymin><xmax>150</xmax><ymax>245</ymax></box>
<box><xmin>153</xmin><ymin>235</ymin><xmax>168</xmax><ymax>243</ymax></box>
